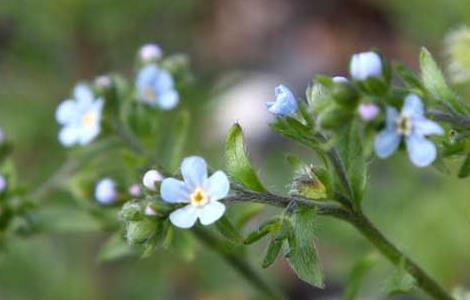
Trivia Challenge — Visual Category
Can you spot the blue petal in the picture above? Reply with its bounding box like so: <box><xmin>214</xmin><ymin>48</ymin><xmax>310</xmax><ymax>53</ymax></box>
<box><xmin>169</xmin><ymin>205</ymin><xmax>198</xmax><ymax>228</ymax></box>
<box><xmin>74</xmin><ymin>84</ymin><xmax>94</xmax><ymax>107</ymax></box>
<box><xmin>205</xmin><ymin>171</ymin><xmax>230</xmax><ymax>201</ymax></box>
<box><xmin>374</xmin><ymin>129</ymin><xmax>401</xmax><ymax>158</ymax></box>
<box><xmin>56</xmin><ymin>99</ymin><xmax>78</xmax><ymax>124</ymax></box>
<box><xmin>58</xmin><ymin>126</ymin><xmax>80</xmax><ymax>147</ymax></box>
<box><xmin>181</xmin><ymin>156</ymin><xmax>208</xmax><ymax>189</ymax></box>
<box><xmin>158</xmin><ymin>90</ymin><xmax>179</xmax><ymax>110</ymax></box>
<box><xmin>160</xmin><ymin>178</ymin><xmax>190</xmax><ymax>203</ymax></box>
<box><xmin>198</xmin><ymin>201</ymin><xmax>225</xmax><ymax>225</ymax></box>
<box><xmin>154</xmin><ymin>69</ymin><xmax>175</xmax><ymax>93</ymax></box>
<box><xmin>406</xmin><ymin>134</ymin><xmax>437</xmax><ymax>167</ymax></box>
<box><xmin>267</xmin><ymin>85</ymin><xmax>297</xmax><ymax>116</ymax></box>
<box><xmin>385</xmin><ymin>107</ymin><xmax>399</xmax><ymax>129</ymax></box>
<box><xmin>414</xmin><ymin>119</ymin><xmax>444</xmax><ymax>136</ymax></box>
<box><xmin>402</xmin><ymin>94</ymin><xmax>424</xmax><ymax>118</ymax></box>
<box><xmin>78</xmin><ymin>125</ymin><xmax>100</xmax><ymax>145</ymax></box>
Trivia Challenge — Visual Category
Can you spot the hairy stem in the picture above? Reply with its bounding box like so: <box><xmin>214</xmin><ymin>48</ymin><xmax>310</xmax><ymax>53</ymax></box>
<box><xmin>226</xmin><ymin>189</ymin><xmax>455</xmax><ymax>300</ymax></box>
<box><xmin>428</xmin><ymin>109</ymin><xmax>470</xmax><ymax>130</ymax></box>
<box><xmin>192</xmin><ymin>227</ymin><xmax>286</xmax><ymax>300</ymax></box>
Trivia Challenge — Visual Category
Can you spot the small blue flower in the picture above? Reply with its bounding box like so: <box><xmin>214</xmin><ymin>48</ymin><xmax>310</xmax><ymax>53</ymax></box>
<box><xmin>136</xmin><ymin>65</ymin><xmax>179</xmax><ymax>110</ymax></box>
<box><xmin>350</xmin><ymin>51</ymin><xmax>383</xmax><ymax>80</ymax></box>
<box><xmin>160</xmin><ymin>156</ymin><xmax>229</xmax><ymax>228</ymax></box>
<box><xmin>374</xmin><ymin>94</ymin><xmax>444</xmax><ymax>167</ymax></box>
<box><xmin>95</xmin><ymin>178</ymin><xmax>118</xmax><ymax>205</ymax></box>
<box><xmin>0</xmin><ymin>174</ymin><xmax>7</xmax><ymax>193</ymax></box>
<box><xmin>55</xmin><ymin>84</ymin><xmax>104</xmax><ymax>147</ymax></box>
<box><xmin>266</xmin><ymin>84</ymin><xmax>298</xmax><ymax>116</ymax></box>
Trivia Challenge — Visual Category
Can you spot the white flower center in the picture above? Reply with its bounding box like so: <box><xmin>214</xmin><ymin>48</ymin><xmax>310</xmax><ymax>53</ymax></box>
<box><xmin>190</xmin><ymin>187</ymin><xmax>209</xmax><ymax>208</ymax></box>
<box><xmin>82</xmin><ymin>111</ymin><xmax>97</xmax><ymax>128</ymax></box>
<box><xmin>396</xmin><ymin>114</ymin><xmax>413</xmax><ymax>136</ymax></box>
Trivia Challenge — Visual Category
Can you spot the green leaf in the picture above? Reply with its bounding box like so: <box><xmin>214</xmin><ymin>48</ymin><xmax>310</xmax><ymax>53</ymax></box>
<box><xmin>98</xmin><ymin>233</ymin><xmax>134</xmax><ymax>262</ymax></box>
<box><xmin>342</xmin><ymin>254</ymin><xmax>378</xmax><ymax>300</ymax></box>
<box><xmin>225</xmin><ymin>124</ymin><xmax>266</xmax><ymax>192</ymax></box>
<box><xmin>458</xmin><ymin>154</ymin><xmax>470</xmax><ymax>178</ymax></box>
<box><xmin>385</xmin><ymin>260</ymin><xmax>416</xmax><ymax>296</ymax></box>
<box><xmin>244</xmin><ymin>218</ymin><xmax>280</xmax><ymax>245</ymax></box>
<box><xmin>262</xmin><ymin>238</ymin><xmax>284</xmax><ymax>268</ymax></box>
<box><xmin>338</xmin><ymin>121</ymin><xmax>367</xmax><ymax>204</ymax></box>
<box><xmin>395</xmin><ymin>63</ymin><xmax>423</xmax><ymax>90</ymax></box>
<box><xmin>420</xmin><ymin>47</ymin><xmax>467</xmax><ymax>113</ymax></box>
<box><xmin>287</xmin><ymin>208</ymin><xmax>324</xmax><ymax>288</ymax></box>
<box><xmin>214</xmin><ymin>215</ymin><xmax>244</xmax><ymax>244</ymax></box>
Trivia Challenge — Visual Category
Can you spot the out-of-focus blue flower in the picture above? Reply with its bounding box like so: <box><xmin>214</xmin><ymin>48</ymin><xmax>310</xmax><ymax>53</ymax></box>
<box><xmin>160</xmin><ymin>156</ymin><xmax>229</xmax><ymax>228</ymax></box>
<box><xmin>95</xmin><ymin>178</ymin><xmax>118</xmax><ymax>205</ymax></box>
<box><xmin>55</xmin><ymin>84</ymin><xmax>104</xmax><ymax>147</ymax></box>
<box><xmin>266</xmin><ymin>84</ymin><xmax>298</xmax><ymax>116</ymax></box>
<box><xmin>374</xmin><ymin>94</ymin><xmax>444</xmax><ymax>167</ymax></box>
<box><xmin>136</xmin><ymin>65</ymin><xmax>179</xmax><ymax>110</ymax></box>
<box><xmin>350</xmin><ymin>51</ymin><xmax>383</xmax><ymax>80</ymax></box>
<box><xmin>142</xmin><ymin>169</ymin><xmax>163</xmax><ymax>191</ymax></box>
<box><xmin>139</xmin><ymin>44</ymin><xmax>163</xmax><ymax>62</ymax></box>
<box><xmin>333</xmin><ymin>76</ymin><xmax>348</xmax><ymax>83</ymax></box>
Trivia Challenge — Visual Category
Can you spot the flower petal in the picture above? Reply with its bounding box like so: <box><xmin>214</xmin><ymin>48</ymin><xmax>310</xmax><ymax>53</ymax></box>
<box><xmin>158</xmin><ymin>90</ymin><xmax>179</xmax><ymax>110</ymax></box>
<box><xmin>402</xmin><ymin>94</ymin><xmax>424</xmax><ymax>118</ymax></box>
<box><xmin>414</xmin><ymin>119</ymin><xmax>444</xmax><ymax>136</ymax></box>
<box><xmin>169</xmin><ymin>205</ymin><xmax>198</xmax><ymax>228</ymax></box>
<box><xmin>268</xmin><ymin>84</ymin><xmax>297</xmax><ymax>116</ymax></box>
<box><xmin>160</xmin><ymin>178</ymin><xmax>190</xmax><ymax>203</ymax></box>
<box><xmin>406</xmin><ymin>134</ymin><xmax>437</xmax><ymax>167</ymax></box>
<box><xmin>374</xmin><ymin>129</ymin><xmax>401</xmax><ymax>158</ymax></box>
<box><xmin>58</xmin><ymin>126</ymin><xmax>80</xmax><ymax>147</ymax></box>
<box><xmin>78</xmin><ymin>125</ymin><xmax>100</xmax><ymax>145</ymax></box>
<box><xmin>205</xmin><ymin>171</ymin><xmax>230</xmax><ymax>201</ymax></box>
<box><xmin>350</xmin><ymin>52</ymin><xmax>382</xmax><ymax>80</ymax></box>
<box><xmin>181</xmin><ymin>156</ymin><xmax>207</xmax><ymax>188</ymax></box>
<box><xmin>55</xmin><ymin>99</ymin><xmax>77</xmax><ymax>124</ymax></box>
<box><xmin>74</xmin><ymin>84</ymin><xmax>94</xmax><ymax>107</ymax></box>
<box><xmin>385</xmin><ymin>106</ymin><xmax>399</xmax><ymax>129</ymax></box>
<box><xmin>198</xmin><ymin>201</ymin><xmax>226</xmax><ymax>226</ymax></box>
<box><xmin>154</xmin><ymin>69</ymin><xmax>175</xmax><ymax>92</ymax></box>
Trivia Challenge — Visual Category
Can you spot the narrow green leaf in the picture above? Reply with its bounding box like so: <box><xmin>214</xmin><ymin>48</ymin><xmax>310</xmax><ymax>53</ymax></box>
<box><xmin>262</xmin><ymin>238</ymin><xmax>284</xmax><ymax>268</ymax></box>
<box><xmin>215</xmin><ymin>215</ymin><xmax>244</xmax><ymax>244</ymax></box>
<box><xmin>244</xmin><ymin>218</ymin><xmax>280</xmax><ymax>245</ymax></box>
<box><xmin>458</xmin><ymin>154</ymin><xmax>470</xmax><ymax>178</ymax></box>
<box><xmin>343</xmin><ymin>254</ymin><xmax>378</xmax><ymax>300</ymax></box>
<box><xmin>420</xmin><ymin>47</ymin><xmax>467</xmax><ymax>113</ymax></box>
<box><xmin>395</xmin><ymin>63</ymin><xmax>423</xmax><ymax>90</ymax></box>
<box><xmin>225</xmin><ymin>124</ymin><xmax>266</xmax><ymax>192</ymax></box>
<box><xmin>287</xmin><ymin>208</ymin><xmax>324</xmax><ymax>288</ymax></box>
<box><xmin>98</xmin><ymin>233</ymin><xmax>134</xmax><ymax>262</ymax></box>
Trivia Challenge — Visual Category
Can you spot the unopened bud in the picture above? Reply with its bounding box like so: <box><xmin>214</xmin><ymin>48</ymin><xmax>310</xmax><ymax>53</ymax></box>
<box><xmin>143</xmin><ymin>169</ymin><xmax>163</xmax><ymax>191</ymax></box>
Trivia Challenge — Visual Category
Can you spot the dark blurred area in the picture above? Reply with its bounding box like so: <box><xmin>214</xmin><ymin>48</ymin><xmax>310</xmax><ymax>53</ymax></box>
<box><xmin>1</xmin><ymin>0</ymin><xmax>470</xmax><ymax>299</ymax></box>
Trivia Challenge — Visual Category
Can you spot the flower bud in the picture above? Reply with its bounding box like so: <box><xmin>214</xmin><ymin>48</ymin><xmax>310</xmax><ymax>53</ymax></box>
<box><xmin>128</xmin><ymin>184</ymin><xmax>142</xmax><ymax>197</ymax></box>
<box><xmin>139</xmin><ymin>44</ymin><xmax>163</xmax><ymax>62</ymax></box>
<box><xmin>332</xmin><ymin>76</ymin><xmax>348</xmax><ymax>83</ymax></box>
<box><xmin>95</xmin><ymin>178</ymin><xmax>118</xmax><ymax>205</ymax></box>
<box><xmin>143</xmin><ymin>169</ymin><xmax>163</xmax><ymax>191</ymax></box>
<box><xmin>358</xmin><ymin>103</ymin><xmax>380</xmax><ymax>121</ymax></box>
<box><xmin>94</xmin><ymin>75</ymin><xmax>112</xmax><ymax>90</ymax></box>
<box><xmin>0</xmin><ymin>175</ymin><xmax>7</xmax><ymax>193</ymax></box>
<box><xmin>350</xmin><ymin>51</ymin><xmax>383</xmax><ymax>80</ymax></box>
<box><xmin>290</xmin><ymin>167</ymin><xmax>327</xmax><ymax>200</ymax></box>
<box><xmin>126</xmin><ymin>219</ymin><xmax>156</xmax><ymax>245</ymax></box>
<box><xmin>144</xmin><ymin>205</ymin><xmax>158</xmax><ymax>216</ymax></box>
<box><xmin>120</xmin><ymin>201</ymin><xmax>144</xmax><ymax>221</ymax></box>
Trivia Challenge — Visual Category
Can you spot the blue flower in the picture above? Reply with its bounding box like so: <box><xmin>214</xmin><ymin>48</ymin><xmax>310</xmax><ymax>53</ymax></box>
<box><xmin>0</xmin><ymin>174</ymin><xmax>6</xmax><ymax>193</ymax></box>
<box><xmin>55</xmin><ymin>84</ymin><xmax>104</xmax><ymax>147</ymax></box>
<box><xmin>136</xmin><ymin>65</ymin><xmax>179</xmax><ymax>110</ymax></box>
<box><xmin>266</xmin><ymin>84</ymin><xmax>298</xmax><ymax>116</ymax></box>
<box><xmin>160</xmin><ymin>156</ymin><xmax>229</xmax><ymax>228</ymax></box>
<box><xmin>95</xmin><ymin>178</ymin><xmax>118</xmax><ymax>205</ymax></box>
<box><xmin>350</xmin><ymin>51</ymin><xmax>383</xmax><ymax>80</ymax></box>
<box><xmin>374</xmin><ymin>94</ymin><xmax>444</xmax><ymax>167</ymax></box>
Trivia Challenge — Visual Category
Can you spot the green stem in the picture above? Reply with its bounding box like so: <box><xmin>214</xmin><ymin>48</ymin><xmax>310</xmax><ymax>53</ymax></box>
<box><xmin>226</xmin><ymin>189</ymin><xmax>455</xmax><ymax>300</ymax></box>
<box><xmin>192</xmin><ymin>227</ymin><xmax>286</xmax><ymax>300</ymax></box>
<box><xmin>428</xmin><ymin>109</ymin><xmax>470</xmax><ymax>130</ymax></box>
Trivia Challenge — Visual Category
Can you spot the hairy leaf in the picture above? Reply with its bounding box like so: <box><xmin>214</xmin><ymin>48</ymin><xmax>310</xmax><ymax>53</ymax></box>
<box><xmin>458</xmin><ymin>154</ymin><xmax>470</xmax><ymax>178</ymax></box>
<box><xmin>225</xmin><ymin>124</ymin><xmax>266</xmax><ymax>192</ymax></box>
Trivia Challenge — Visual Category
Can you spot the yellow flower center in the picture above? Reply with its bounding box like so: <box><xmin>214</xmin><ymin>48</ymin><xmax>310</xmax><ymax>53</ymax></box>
<box><xmin>82</xmin><ymin>111</ymin><xmax>96</xmax><ymax>127</ymax></box>
<box><xmin>190</xmin><ymin>187</ymin><xmax>209</xmax><ymax>208</ymax></box>
<box><xmin>143</xmin><ymin>87</ymin><xmax>156</xmax><ymax>101</ymax></box>
<box><xmin>396</xmin><ymin>114</ymin><xmax>412</xmax><ymax>136</ymax></box>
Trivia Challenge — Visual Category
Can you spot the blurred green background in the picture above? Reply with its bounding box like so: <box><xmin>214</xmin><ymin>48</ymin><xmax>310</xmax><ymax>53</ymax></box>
<box><xmin>1</xmin><ymin>0</ymin><xmax>470</xmax><ymax>299</ymax></box>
